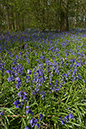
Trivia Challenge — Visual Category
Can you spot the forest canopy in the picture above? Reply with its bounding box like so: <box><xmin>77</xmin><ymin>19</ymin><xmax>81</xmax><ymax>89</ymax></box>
<box><xmin>0</xmin><ymin>0</ymin><xmax>86</xmax><ymax>32</ymax></box>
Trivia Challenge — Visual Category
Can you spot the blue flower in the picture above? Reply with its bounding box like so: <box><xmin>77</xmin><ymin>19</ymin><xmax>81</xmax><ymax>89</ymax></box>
<box><xmin>49</xmin><ymin>81</ymin><xmax>53</xmax><ymax>90</ymax></box>
<box><xmin>73</xmin><ymin>69</ymin><xmax>77</xmax><ymax>75</ymax></box>
<box><xmin>26</xmin><ymin>76</ymin><xmax>30</xmax><ymax>82</ymax></box>
<box><xmin>13</xmin><ymin>100</ymin><xmax>20</xmax><ymax>108</ymax></box>
<box><xmin>15</xmin><ymin>55</ymin><xmax>19</xmax><ymax>59</ymax></box>
<box><xmin>60</xmin><ymin>58</ymin><xmax>64</xmax><ymax>65</ymax></box>
<box><xmin>65</xmin><ymin>115</ymin><xmax>69</xmax><ymax>122</ymax></box>
<box><xmin>29</xmin><ymin>118</ymin><xmax>35</xmax><ymax>127</ymax></box>
<box><xmin>0</xmin><ymin>110</ymin><xmax>4</xmax><ymax>115</ymax></box>
<box><xmin>26</xmin><ymin>109</ymin><xmax>33</xmax><ymax>115</ymax></box>
<box><xmin>31</xmin><ymin>90</ymin><xmax>35</xmax><ymax>95</ymax></box>
<box><xmin>69</xmin><ymin>113</ymin><xmax>74</xmax><ymax>120</ymax></box>
<box><xmin>25</xmin><ymin>126</ymin><xmax>29</xmax><ymax>129</ymax></box>
<box><xmin>29</xmin><ymin>118</ymin><xmax>40</xmax><ymax>128</ymax></box>
<box><xmin>17</xmin><ymin>90</ymin><xmax>27</xmax><ymax>101</ymax></box>
<box><xmin>7</xmin><ymin>76</ymin><xmax>14</xmax><ymax>82</ymax></box>
<box><xmin>60</xmin><ymin>117</ymin><xmax>65</xmax><ymax>125</ymax></box>
<box><xmin>26</xmin><ymin>106</ymin><xmax>29</xmax><ymax>108</ymax></box>
<box><xmin>15</xmin><ymin>77</ymin><xmax>21</xmax><ymax>82</ymax></box>
<box><xmin>76</xmin><ymin>74</ymin><xmax>81</xmax><ymax>80</ymax></box>
<box><xmin>39</xmin><ymin>114</ymin><xmax>44</xmax><ymax>121</ymax></box>
<box><xmin>60</xmin><ymin>113</ymin><xmax>74</xmax><ymax>125</ymax></box>
<box><xmin>37</xmin><ymin>68</ymin><xmax>43</xmax><ymax>76</ymax></box>
<box><xmin>35</xmin><ymin>87</ymin><xmax>39</xmax><ymax>93</ymax></box>
<box><xmin>18</xmin><ymin>105</ymin><xmax>22</xmax><ymax>109</ymax></box>
<box><xmin>6</xmin><ymin>69</ymin><xmax>11</xmax><ymax>75</ymax></box>
<box><xmin>34</xmin><ymin>118</ymin><xmax>38</xmax><ymax>123</ymax></box>
<box><xmin>15</xmin><ymin>81</ymin><xmax>21</xmax><ymax>89</ymax></box>
<box><xmin>34</xmin><ymin>123</ymin><xmax>40</xmax><ymax>129</ymax></box>
<box><xmin>55</xmin><ymin>84</ymin><xmax>61</xmax><ymax>92</ymax></box>
<box><xmin>26</xmin><ymin>58</ymin><xmax>29</xmax><ymax>63</ymax></box>
<box><xmin>40</xmin><ymin>91</ymin><xmax>45</xmax><ymax>100</ymax></box>
<box><xmin>27</xmin><ymin>69</ymin><xmax>31</xmax><ymax>74</ymax></box>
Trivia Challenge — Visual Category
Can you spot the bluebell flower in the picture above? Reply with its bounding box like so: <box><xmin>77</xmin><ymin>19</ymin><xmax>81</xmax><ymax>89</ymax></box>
<box><xmin>21</xmin><ymin>101</ymin><xmax>23</xmax><ymax>105</ymax></box>
<box><xmin>7</xmin><ymin>76</ymin><xmax>14</xmax><ymax>82</ymax></box>
<box><xmin>29</xmin><ymin>118</ymin><xmax>35</xmax><ymax>127</ymax></box>
<box><xmin>37</xmin><ymin>69</ymin><xmax>43</xmax><ymax>76</ymax></box>
<box><xmin>32</xmin><ymin>90</ymin><xmax>35</xmax><ymax>95</ymax></box>
<box><xmin>43</xmin><ymin>76</ymin><xmax>46</xmax><ymax>81</ymax></box>
<box><xmin>26</xmin><ymin>57</ymin><xmax>29</xmax><ymax>63</ymax></box>
<box><xmin>25</xmin><ymin>126</ymin><xmax>29</xmax><ymax>129</ymax></box>
<box><xmin>39</xmin><ymin>114</ymin><xmax>44</xmax><ymax>121</ymax></box>
<box><xmin>26</xmin><ymin>106</ymin><xmax>29</xmax><ymax>108</ymax></box>
<box><xmin>85</xmin><ymin>61</ymin><xmax>86</xmax><ymax>67</ymax></box>
<box><xmin>27</xmin><ymin>69</ymin><xmax>31</xmax><ymax>74</ymax></box>
<box><xmin>60</xmin><ymin>58</ymin><xmax>64</xmax><ymax>65</ymax></box>
<box><xmin>40</xmin><ymin>91</ymin><xmax>45</xmax><ymax>100</ymax></box>
<box><xmin>17</xmin><ymin>90</ymin><xmax>27</xmax><ymax>101</ymax></box>
<box><xmin>77</xmin><ymin>74</ymin><xmax>81</xmax><ymax>80</ymax></box>
<box><xmin>6</xmin><ymin>69</ymin><xmax>11</xmax><ymax>75</ymax></box>
<box><xmin>65</xmin><ymin>115</ymin><xmax>69</xmax><ymax>122</ymax></box>
<box><xmin>35</xmin><ymin>87</ymin><xmax>39</xmax><ymax>93</ymax></box>
<box><xmin>0</xmin><ymin>110</ymin><xmax>4</xmax><ymax>115</ymax></box>
<box><xmin>29</xmin><ymin>118</ymin><xmax>40</xmax><ymax>128</ymax></box>
<box><xmin>26</xmin><ymin>75</ymin><xmax>30</xmax><ymax>83</ymax></box>
<box><xmin>16</xmin><ymin>63</ymin><xmax>23</xmax><ymax>74</ymax></box>
<box><xmin>13</xmin><ymin>100</ymin><xmax>20</xmax><ymax>108</ymax></box>
<box><xmin>34</xmin><ymin>118</ymin><xmax>38</xmax><ymax>123</ymax></box>
<box><xmin>36</xmin><ymin>59</ymin><xmax>39</xmax><ymax>62</ymax></box>
<box><xmin>19</xmin><ymin>52</ymin><xmax>22</xmax><ymax>56</ymax></box>
<box><xmin>38</xmin><ymin>83</ymin><xmax>41</xmax><ymax>86</ymax></box>
<box><xmin>15</xmin><ymin>73</ymin><xmax>18</xmax><ymax>76</ymax></box>
<box><xmin>69</xmin><ymin>113</ymin><xmax>74</xmax><ymax>120</ymax></box>
<box><xmin>55</xmin><ymin>84</ymin><xmax>61</xmax><ymax>92</ymax></box>
<box><xmin>40</xmin><ymin>56</ymin><xmax>45</xmax><ymax>60</ymax></box>
<box><xmin>31</xmin><ymin>79</ymin><xmax>33</xmax><ymax>84</ymax></box>
<box><xmin>34</xmin><ymin>123</ymin><xmax>40</xmax><ymax>129</ymax></box>
<box><xmin>60</xmin><ymin>113</ymin><xmax>74</xmax><ymax>125</ymax></box>
<box><xmin>26</xmin><ymin>109</ymin><xmax>33</xmax><ymax>115</ymax></box>
<box><xmin>26</xmin><ymin>52</ymin><xmax>29</xmax><ymax>56</ymax></box>
<box><xmin>73</xmin><ymin>69</ymin><xmax>77</xmax><ymax>75</ymax></box>
<box><xmin>15</xmin><ymin>77</ymin><xmax>21</xmax><ymax>82</ymax></box>
<box><xmin>75</xmin><ymin>62</ymin><xmax>80</xmax><ymax>68</ymax></box>
<box><xmin>60</xmin><ymin>117</ymin><xmax>65</xmax><ymax>125</ymax></box>
<box><xmin>55</xmin><ymin>80</ymin><xmax>58</xmax><ymax>86</ymax></box>
<box><xmin>49</xmin><ymin>81</ymin><xmax>53</xmax><ymax>89</ymax></box>
<box><xmin>18</xmin><ymin>105</ymin><xmax>22</xmax><ymax>109</ymax></box>
<box><xmin>15</xmin><ymin>55</ymin><xmax>19</xmax><ymax>59</ymax></box>
<box><xmin>15</xmin><ymin>81</ymin><xmax>21</xmax><ymax>89</ymax></box>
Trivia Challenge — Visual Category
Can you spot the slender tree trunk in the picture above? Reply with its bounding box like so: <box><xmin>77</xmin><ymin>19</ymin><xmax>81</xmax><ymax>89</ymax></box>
<box><xmin>11</xmin><ymin>11</ymin><xmax>15</xmax><ymax>30</ymax></box>
<box><xmin>59</xmin><ymin>0</ymin><xmax>65</xmax><ymax>32</ymax></box>
<box><xmin>85</xmin><ymin>16</ymin><xmax>86</xmax><ymax>26</ymax></box>
<box><xmin>22</xmin><ymin>14</ymin><xmax>25</xmax><ymax>31</ymax></box>
<box><xmin>14</xmin><ymin>12</ymin><xmax>17</xmax><ymax>30</ymax></box>
<box><xmin>6</xmin><ymin>7</ymin><xmax>11</xmax><ymax>30</ymax></box>
<box><xmin>66</xmin><ymin>0</ymin><xmax>69</xmax><ymax>31</ymax></box>
<box><xmin>0</xmin><ymin>4</ymin><xmax>3</xmax><ymax>29</ymax></box>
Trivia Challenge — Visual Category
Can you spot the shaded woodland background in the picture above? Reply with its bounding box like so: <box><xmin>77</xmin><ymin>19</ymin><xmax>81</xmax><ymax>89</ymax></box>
<box><xmin>0</xmin><ymin>0</ymin><xmax>86</xmax><ymax>32</ymax></box>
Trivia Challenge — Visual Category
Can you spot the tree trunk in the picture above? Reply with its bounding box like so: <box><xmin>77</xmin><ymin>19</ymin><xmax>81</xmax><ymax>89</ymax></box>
<box><xmin>66</xmin><ymin>0</ymin><xmax>69</xmax><ymax>31</ymax></box>
<box><xmin>11</xmin><ymin>11</ymin><xmax>15</xmax><ymax>30</ymax></box>
<box><xmin>22</xmin><ymin>14</ymin><xmax>25</xmax><ymax>31</ymax></box>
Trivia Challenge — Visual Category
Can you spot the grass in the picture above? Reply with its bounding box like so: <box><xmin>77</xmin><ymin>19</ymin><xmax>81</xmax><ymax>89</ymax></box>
<box><xmin>0</xmin><ymin>28</ymin><xmax>86</xmax><ymax>129</ymax></box>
